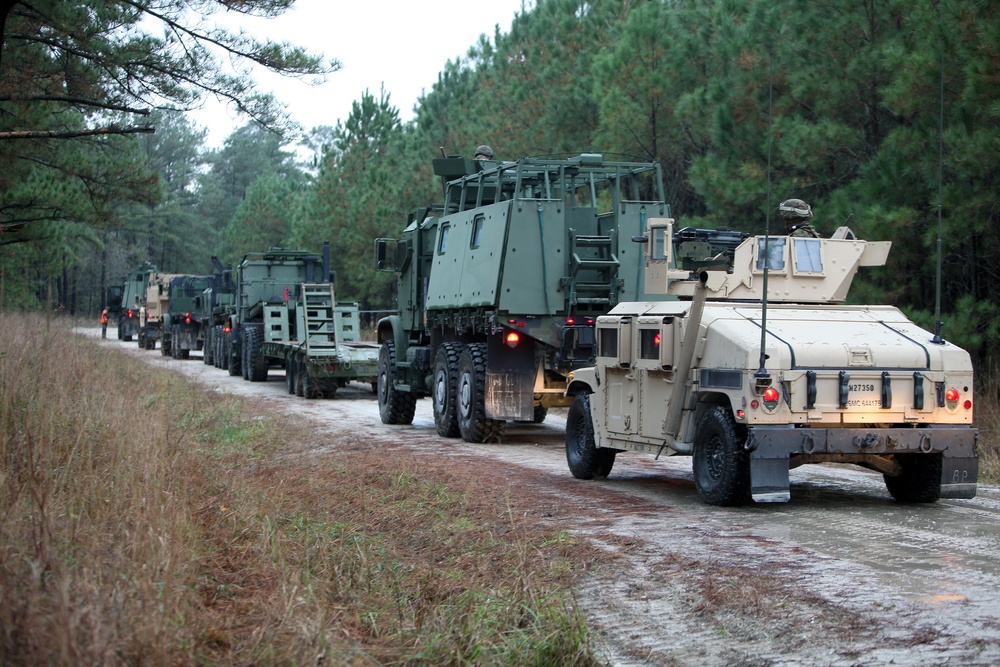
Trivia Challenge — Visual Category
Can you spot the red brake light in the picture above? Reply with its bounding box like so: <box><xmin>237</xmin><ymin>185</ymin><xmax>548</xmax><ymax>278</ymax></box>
<box><xmin>654</xmin><ymin>333</ymin><xmax>661</xmax><ymax>346</ymax></box>
<box><xmin>223</xmin><ymin>327</ymin><xmax>231</xmax><ymax>333</ymax></box>
<box><xmin>505</xmin><ymin>332</ymin><xmax>520</xmax><ymax>348</ymax></box>
<box><xmin>945</xmin><ymin>388</ymin><xmax>960</xmax><ymax>402</ymax></box>
<box><xmin>185</xmin><ymin>312</ymin><xmax>191</xmax><ymax>324</ymax></box>
<box><xmin>762</xmin><ymin>387</ymin><xmax>780</xmax><ymax>410</ymax></box>
<box><xmin>566</xmin><ymin>317</ymin><xmax>575</xmax><ymax>325</ymax></box>
<box><xmin>126</xmin><ymin>309</ymin><xmax>133</xmax><ymax>318</ymax></box>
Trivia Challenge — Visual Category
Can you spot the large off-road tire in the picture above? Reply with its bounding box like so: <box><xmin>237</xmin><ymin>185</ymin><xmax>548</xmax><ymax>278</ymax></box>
<box><xmin>226</xmin><ymin>331</ymin><xmax>240</xmax><ymax>377</ymax></box>
<box><xmin>432</xmin><ymin>343</ymin><xmax>462</xmax><ymax>438</ymax></box>
<box><xmin>117</xmin><ymin>322</ymin><xmax>123</xmax><ymax>340</ymax></box>
<box><xmin>566</xmin><ymin>392</ymin><xmax>616</xmax><ymax>479</ymax></box>
<box><xmin>299</xmin><ymin>356</ymin><xmax>321</xmax><ymax>399</ymax></box>
<box><xmin>215</xmin><ymin>327</ymin><xmax>226</xmax><ymax>369</ymax></box>
<box><xmin>203</xmin><ymin>329</ymin><xmax>213</xmax><ymax>365</ymax></box>
<box><xmin>532</xmin><ymin>405</ymin><xmax>548</xmax><ymax>424</ymax></box>
<box><xmin>693</xmin><ymin>405</ymin><xmax>751</xmax><ymax>506</ymax></box>
<box><xmin>456</xmin><ymin>343</ymin><xmax>505</xmax><ymax>443</ymax></box>
<box><xmin>285</xmin><ymin>352</ymin><xmax>296</xmax><ymax>394</ymax></box>
<box><xmin>160</xmin><ymin>332</ymin><xmax>171</xmax><ymax>357</ymax></box>
<box><xmin>884</xmin><ymin>453</ymin><xmax>942</xmax><ymax>503</ymax></box>
<box><xmin>246</xmin><ymin>326</ymin><xmax>268</xmax><ymax>382</ymax></box>
<box><xmin>172</xmin><ymin>326</ymin><xmax>183</xmax><ymax>360</ymax></box>
<box><xmin>377</xmin><ymin>340</ymin><xmax>416</xmax><ymax>425</ymax></box>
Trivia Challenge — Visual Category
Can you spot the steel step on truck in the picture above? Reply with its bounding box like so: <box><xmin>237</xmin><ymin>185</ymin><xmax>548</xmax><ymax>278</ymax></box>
<box><xmin>226</xmin><ymin>245</ymin><xmax>380</xmax><ymax>398</ymax></box>
<box><xmin>564</xmin><ymin>218</ymin><xmax>978</xmax><ymax>504</ymax></box>
<box><xmin>374</xmin><ymin>152</ymin><xmax>669</xmax><ymax>442</ymax></box>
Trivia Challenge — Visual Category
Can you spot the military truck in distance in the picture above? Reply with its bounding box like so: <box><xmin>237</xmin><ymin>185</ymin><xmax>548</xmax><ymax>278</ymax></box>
<box><xmin>227</xmin><ymin>246</ymin><xmax>380</xmax><ymax>398</ymax></box>
<box><xmin>117</xmin><ymin>262</ymin><xmax>157</xmax><ymax>341</ymax></box>
<box><xmin>374</xmin><ymin>153</ymin><xmax>667</xmax><ymax>442</ymax></box>
<box><xmin>138</xmin><ymin>273</ymin><xmax>180</xmax><ymax>350</ymax></box>
<box><xmin>200</xmin><ymin>257</ymin><xmax>236</xmax><ymax>367</ymax></box>
<box><xmin>564</xmin><ymin>218</ymin><xmax>978</xmax><ymax>505</ymax></box>
<box><xmin>161</xmin><ymin>275</ymin><xmax>215</xmax><ymax>359</ymax></box>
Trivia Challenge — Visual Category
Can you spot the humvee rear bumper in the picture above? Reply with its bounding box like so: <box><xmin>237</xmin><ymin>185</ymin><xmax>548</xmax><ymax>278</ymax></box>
<box><xmin>746</xmin><ymin>426</ymin><xmax>978</xmax><ymax>502</ymax></box>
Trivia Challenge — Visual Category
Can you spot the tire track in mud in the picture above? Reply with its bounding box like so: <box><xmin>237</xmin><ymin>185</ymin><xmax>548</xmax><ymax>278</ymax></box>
<box><xmin>84</xmin><ymin>329</ymin><xmax>1000</xmax><ymax>666</ymax></box>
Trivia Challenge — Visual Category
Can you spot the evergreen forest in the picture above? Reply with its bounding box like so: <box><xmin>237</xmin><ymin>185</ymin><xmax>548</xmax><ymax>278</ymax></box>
<box><xmin>2</xmin><ymin>0</ymin><xmax>998</xmax><ymax>370</ymax></box>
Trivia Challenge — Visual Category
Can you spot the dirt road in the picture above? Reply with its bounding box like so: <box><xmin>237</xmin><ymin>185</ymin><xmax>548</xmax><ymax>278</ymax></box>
<box><xmin>87</xmin><ymin>329</ymin><xmax>1000</xmax><ymax>666</ymax></box>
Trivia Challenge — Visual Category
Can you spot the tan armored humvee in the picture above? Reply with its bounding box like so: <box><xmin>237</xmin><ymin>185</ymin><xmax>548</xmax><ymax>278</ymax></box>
<box><xmin>565</xmin><ymin>218</ymin><xmax>977</xmax><ymax>505</ymax></box>
<box><xmin>137</xmin><ymin>274</ymin><xmax>179</xmax><ymax>351</ymax></box>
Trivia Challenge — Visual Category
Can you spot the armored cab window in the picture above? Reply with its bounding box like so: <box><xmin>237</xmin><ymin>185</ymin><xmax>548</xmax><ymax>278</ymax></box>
<box><xmin>598</xmin><ymin>328</ymin><xmax>618</xmax><ymax>358</ymax></box>
<box><xmin>437</xmin><ymin>224</ymin><xmax>450</xmax><ymax>255</ymax></box>
<box><xmin>471</xmin><ymin>215</ymin><xmax>485</xmax><ymax>249</ymax></box>
<box><xmin>651</xmin><ymin>226</ymin><xmax>667</xmax><ymax>261</ymax></box>
<box><xmin>755</xmin><ymin>237</ymin><xmax>786</xmax><ymax>272</ymax></box>
<box><xmin>792</xmin><ymin>237</ymin><xmax>823</xmax><ymax>274</ymax></box>
<box><xmin>639</xmin><ymin>329</ymin><xmax>660</xmax><ymax>359</ymax></box>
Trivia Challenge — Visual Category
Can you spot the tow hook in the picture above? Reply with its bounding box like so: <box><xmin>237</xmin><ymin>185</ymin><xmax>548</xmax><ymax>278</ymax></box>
<box><xmin>854</xmin><ymin>433</ymin><xmax>880</xmax><ymax>449</ymax></box>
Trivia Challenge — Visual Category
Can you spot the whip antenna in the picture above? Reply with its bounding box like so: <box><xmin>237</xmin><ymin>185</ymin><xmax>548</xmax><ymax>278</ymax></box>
<box><xmin>755</xmin><ymin>51</ymin><xmax>775</xmax><ymax>388</ymax></box>
<box><xmin>931</xmin><ymin>44</ymin><xmax>945</xmax><ymax>345</ymax></box>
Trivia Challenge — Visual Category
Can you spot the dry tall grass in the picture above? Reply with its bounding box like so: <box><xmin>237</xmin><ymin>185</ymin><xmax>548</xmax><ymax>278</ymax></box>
<box><xmin>0</xmin><ymin>314</ymin><xmax>598</xmax><ymax>666</ymax></box>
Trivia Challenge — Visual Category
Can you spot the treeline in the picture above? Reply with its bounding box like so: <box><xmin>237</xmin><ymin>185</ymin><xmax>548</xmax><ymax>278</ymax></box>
<box><xmin>2</xmin><ymin>0</ymin><xmax>998</xmax><ymax>368</ymax></box>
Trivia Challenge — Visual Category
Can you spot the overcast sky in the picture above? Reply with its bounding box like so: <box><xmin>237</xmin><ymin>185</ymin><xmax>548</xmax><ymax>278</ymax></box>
<box><xmin>191</xmin><ymin>0</ymin><xmax>530</xmax><ymax>147</ymax></box>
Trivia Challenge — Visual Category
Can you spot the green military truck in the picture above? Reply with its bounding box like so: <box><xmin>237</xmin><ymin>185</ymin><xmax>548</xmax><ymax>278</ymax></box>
<box><xmin>225</xmin><ymin>245</ymin><xmax>380</xmax><ymax>398</ymax></box>
<box><xmin>373</xmin><ymin>152</ymin><xmax>667</xmax><ymax>442</ymax></box>
<box><xmin>161</xmin><ymin>275</ymin><xmax>214</xmax><ymax>359</ymax></box>
<box><xmin>201</xmin><ymin>257</ymin><xmax>236</xmax><ymax>367</ymax></box>
<box><xmin>564</xmin><ymin>218</ymin><xmax>978</xmax><ymax>504</ymax></box>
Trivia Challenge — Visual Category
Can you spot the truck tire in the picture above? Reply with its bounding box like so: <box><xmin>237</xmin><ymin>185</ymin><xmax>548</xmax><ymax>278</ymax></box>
<box><xmin>377</xmin><ymin>340</ymin><xmax>416</xmax><ymax>425</ymax></box>
<box><xmin>203</xmin><ymin>329</ymin><xmax>213</xmax><ymax>365</ymax></box>
<box><xmin>285</xmin><ymin>352</ymin><xmax>296</xmax><ymax>394</ymax></box>
<box><xmin>161</xmin><ymin>331</ymin><xmax>170</xmax><ymax>357</ymax></box>
<box><xmin>300</xmin><ymin>356</ymin><xmax>321</xmax><ymax>399</ymax></box>
<box><xmin>693</xmin><ymin>406</ymin><xmax>751</xmax><ymax>506</ymax></box>
<box><xmin>226</xmin><ymin>332</ymin><xmax>240</xmax><ymax>376</ymax></box>
<box><xmin>118</xmin><ymin>322</ymin><xmax>124</xmax><ymax>340</ymax></box>
<box><xmin>216</xmin><ymin>327</ymin><xmax>226</xmax><ymax>369</ymax></box>
<box><xmin>432</xmin><ymin>343</ymin><xmax>462</xmax><ymax>438</ymax></box>
<box><xmin>247</xmin><ymin>326</ymin><xmax>267</xmax><ymax>382</ymax></box>
<box><xmin>884</xmin><ymin>453</ymin><xmax>942</xmax><ymax>503</ymax></box>
<box><xmin>456</xmin><ymin>343</ymin><xmax>505</xmax><ymax>443</ymax></box>
<box><xmin>532</xmin><ymin>406</ymin><xmax>548</xmax><ymax>424</ymax></box>
<box><xmin>566</xmin><ymin>392</ymin><xmax>615</xmax><ymax>479</ymax></box>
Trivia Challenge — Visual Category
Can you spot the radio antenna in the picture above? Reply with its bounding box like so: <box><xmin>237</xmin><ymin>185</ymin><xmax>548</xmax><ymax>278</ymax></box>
<box><xmin>931</xmin><ymin>43</ymin><xmax>945</xmax><ymax>345</ymax></box>
<box><xmin>754</xmin><ymin>51</ymin><xmax>775</xmax><ymax>388</ymax></box>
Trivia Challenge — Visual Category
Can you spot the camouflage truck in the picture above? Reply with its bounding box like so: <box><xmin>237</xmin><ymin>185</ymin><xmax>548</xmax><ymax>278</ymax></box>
<box><xmin>162</xmin><ymin>275</ymin><xmax>214</xmax><ymax>359</ymax></box>
<box><xmin>225</xmin><ymin>245</ymin><xmax>380</xmax><ymax>398</ymax></box>
<box><xmin>564</xmin><ymin>218</ymin><xmax>978</xmax><ymax>505</ymax></box>
<box><xmin>116</xmin><ymin>262</ymin><xmax>157</xmax><ymax>341</ymax></box>
<box><xmin>373</xmin><ymin>152</ymin><xmax>667</xmax><ymax>442</ymax></box>
<box><xmin>138</xmin><ymin>273</ymin><xmax>180</xmax><ymax>350</ymax></box>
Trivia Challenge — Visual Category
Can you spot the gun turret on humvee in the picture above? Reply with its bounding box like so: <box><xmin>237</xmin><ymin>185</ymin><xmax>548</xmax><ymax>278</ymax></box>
<box><xmin>374</xmin><ymin>153</ymin><xmax>667</xmax><ymax>442</ymax></box>
<box><xmin>565</xmin><ymin>218</ymin><xmax>978</xmax><ymax>504</ymax></box>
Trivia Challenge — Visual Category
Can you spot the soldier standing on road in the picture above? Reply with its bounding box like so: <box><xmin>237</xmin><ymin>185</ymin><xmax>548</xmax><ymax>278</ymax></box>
<box><xmin>101</xmin><ymin>308</ymin><xmax>109</xmax><ymax>338</ymax></box>
<box><xmin>778</xmin><ymin>199</ymin><xmax>821</xmax><ymax>238</ymax></box>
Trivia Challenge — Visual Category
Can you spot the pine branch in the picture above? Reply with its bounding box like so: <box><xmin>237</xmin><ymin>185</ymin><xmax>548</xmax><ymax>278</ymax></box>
<box><xmin>0</xmin><ymin>125</ymin><xmax>155</xmax><ymax>140</ymax></box>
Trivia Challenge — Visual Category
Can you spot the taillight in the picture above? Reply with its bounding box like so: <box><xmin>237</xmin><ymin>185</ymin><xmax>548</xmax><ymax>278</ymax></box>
<box><xmin>185</xmin><ymin>312</ymin><xmax>191</xmax><ymax>324</ymax></box>
<box><xmin>126</xmin><ymin>309</ymin><xmax>134</xmax><ymax>318</ymax></box>
<box><xmin>762</xmin><ymin>386</ymin><xmax>780</xmax><ymax>411</ymax></box>
<box><xmin>945</xmin><ymin>387</ymin><xmax>960</xmax><ymax>410</ymax></box>
<box><xmin>223</xmin><ymin>327</ymin><xmax>231</xmax><ymax>333</ymax></box>
<box><xmin>505</xmin><ymin>331</ymin><xmax>520</xmax><ymax>348</ymax></box>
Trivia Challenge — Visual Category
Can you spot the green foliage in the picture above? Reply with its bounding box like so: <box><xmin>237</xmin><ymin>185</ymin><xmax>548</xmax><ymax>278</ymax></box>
<box><xmin>222</xmin><ymin>171</ymin><xmax>299</xmax><ymax>260</ymax></box>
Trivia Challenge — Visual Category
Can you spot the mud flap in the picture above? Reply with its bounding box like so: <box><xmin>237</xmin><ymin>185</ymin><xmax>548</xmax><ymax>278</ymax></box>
<box><xmin>941</xmin><ymin>456</ymin><xmax>978</xmax><ymax>499</ymax></box>
<box><xmin>485</xmin><ymin>334</ymin><xmax>534</xmax><ymax>421</ymax></box>
<box><xmin>750</xmin><ymin>457</ymin><xmax>791</xmax><ymax>503</ymax></box>
<box><xmin>748</xmin><ymin>429</ymin><xmax>793</xmax><ymax>503</ymax></box>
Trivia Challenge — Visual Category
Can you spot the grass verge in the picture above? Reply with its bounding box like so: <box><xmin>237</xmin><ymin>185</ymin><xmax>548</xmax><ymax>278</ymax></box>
<box><xmin>0</xmin><ymin>314</ymin><xmax>598</xmax><ymax>666</ymax></box>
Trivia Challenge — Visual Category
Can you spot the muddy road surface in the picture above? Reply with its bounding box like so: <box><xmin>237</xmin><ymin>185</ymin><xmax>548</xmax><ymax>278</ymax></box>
<box><xmin>87</xmin><ymin>329</ymin><xmax>1000</xmax><ymax>666</ymax></box>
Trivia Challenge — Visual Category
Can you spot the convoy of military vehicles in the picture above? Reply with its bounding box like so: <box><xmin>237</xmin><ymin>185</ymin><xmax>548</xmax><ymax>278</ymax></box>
<box><xmin>105</xmin><ymin>150</ymin><xmax>980</xmax><ymax>506</ymax></box>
